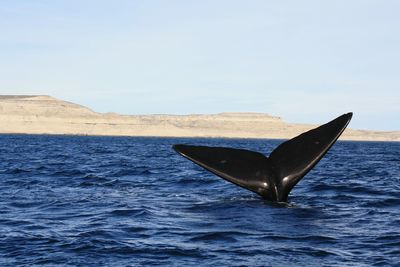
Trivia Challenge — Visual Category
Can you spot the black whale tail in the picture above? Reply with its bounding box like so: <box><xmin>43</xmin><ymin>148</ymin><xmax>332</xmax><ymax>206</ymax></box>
<box><xmin>173</xmin><ymin>112</ymin><xmax>353</xmax><ymax>202</ymax></box>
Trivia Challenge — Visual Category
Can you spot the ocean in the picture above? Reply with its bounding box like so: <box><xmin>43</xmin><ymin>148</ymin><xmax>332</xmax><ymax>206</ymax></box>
<box><xmin>0</xmin><ymin>135</ymin><xmax>399</xmax><ymax>266</ymax></box>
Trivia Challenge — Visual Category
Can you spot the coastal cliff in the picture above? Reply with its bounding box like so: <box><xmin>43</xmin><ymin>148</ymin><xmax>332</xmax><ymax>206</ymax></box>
<box><xmin>0</xmin><ymin>95</ymin><xmax>398</xmax><ymax>141</ymax></box>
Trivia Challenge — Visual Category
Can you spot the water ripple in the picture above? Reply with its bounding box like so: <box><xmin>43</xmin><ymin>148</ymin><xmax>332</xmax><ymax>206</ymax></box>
<box><xmin>0</xmin><ymin>135</ymin><xmax>399</xmax><ymax>266</ymax></box>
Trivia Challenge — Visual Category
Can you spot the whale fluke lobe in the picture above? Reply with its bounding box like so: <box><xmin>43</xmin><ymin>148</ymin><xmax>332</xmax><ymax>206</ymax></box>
<box><xmin>173</xmin><ymin>112</ymin><xmax>353</xmax><ymax>202</ymax></box>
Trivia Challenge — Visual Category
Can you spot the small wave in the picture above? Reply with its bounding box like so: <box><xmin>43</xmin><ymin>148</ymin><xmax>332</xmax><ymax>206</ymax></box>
<box><xmin>76</xmin><ymin>230</ymin><xmax>117</xmax><ymax>239</ymax></box>
<box><xmin>3</xmin><ymin>168</ymin><xmax>31</xmax><ymax>174</ymax></box>
<box><xmin>52</xmin><ymin>169</ymin><xmax>87</xmax><ymax>176</ymax></box>
<box><xmin>9</xmin><ymin>201</ymin><xmax>45</xmax><ymax>209</ymax></box>
<box><xmin>79</xmin><ymin>178</ymin><xmax>119</xmax><ymax>187</ymax></box>
<box><xmin>279</xmin><ymin>246</ymin><xmax>339</xmax><ymax>258</ymax></box>
<box><xmin>376</xmin><ymin>234</ymin><xmax>400</xmax><ymax>242</ymax></box>
<box><xmin>176</xmin><ymin>176</ymin><xmax>216</xmax><ymax>185</ymax></box>
<box><xmin>311</xmin><ymin>183</ymin><xmax>383</xmax><ymax>196</ymax></box>
<box><xmin>111</xmin><ymin>208</ymin><xmax>153</xmax><ymax>217</ymax></box>
<box><xmin>112</xmin><ymin>168</ymin><xmax>153</xmax><ymax>176</ymax></box>
<box><xmin>361</xmin><ymin>198</ymin><xmax>400</xmax><ymax>208</ymax></box>
<box><xmin>261</xmin><ymin>234</ymin><xmax>338</xmax><ymax>243</ymax></box>
<box><xmin>1</xmin><ymin>219</ymin><xmax>33</xmax><ymax>227</ymax></box>
<box><xmin>104</xmin><ymin>244</ymin><xmax>205</xmax><ymax>259</ymax></box>
<box><xmin>123</xmin><ymin>226</ymin><xmax>149</xmax><ymax>233</ymax></box>
<box><xmin>189</xmin><ymin>232</ymin><xmax>238</xmax><ymax>243</ymax></box>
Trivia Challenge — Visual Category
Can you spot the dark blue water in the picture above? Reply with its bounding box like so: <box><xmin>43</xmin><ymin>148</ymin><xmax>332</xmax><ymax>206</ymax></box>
<box><xmin>0</xmin><ymin>135</ymin><xmax>399</xmax><ymax>266</ymax></box>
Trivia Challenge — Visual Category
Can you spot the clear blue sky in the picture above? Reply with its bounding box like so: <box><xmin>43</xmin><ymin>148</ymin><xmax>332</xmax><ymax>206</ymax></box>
<box><xmin>1</xmin><ymin>0</ymin><xmax>399</xmax><ymax>130</ymax></box>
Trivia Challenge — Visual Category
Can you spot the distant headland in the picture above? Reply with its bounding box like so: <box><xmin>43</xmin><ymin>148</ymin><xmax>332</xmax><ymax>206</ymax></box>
<box><xmin>0</xmin><ymin>95</ymin><xmax>399</xmax><ymax>141</ymax></box>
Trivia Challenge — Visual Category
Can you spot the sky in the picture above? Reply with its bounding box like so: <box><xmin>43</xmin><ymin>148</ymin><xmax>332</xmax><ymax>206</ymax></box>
<box><xmin>0</xmin><ymin>0</ymin><xmax>399</xmax><ymax>130</ymax></box>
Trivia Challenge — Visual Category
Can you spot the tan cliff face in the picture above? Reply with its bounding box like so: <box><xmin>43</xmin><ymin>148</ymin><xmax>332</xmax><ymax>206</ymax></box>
<box><xmin>0</xmin><ymin>95</ymin><xmax>399</xmax><ymax>141</ymax></box>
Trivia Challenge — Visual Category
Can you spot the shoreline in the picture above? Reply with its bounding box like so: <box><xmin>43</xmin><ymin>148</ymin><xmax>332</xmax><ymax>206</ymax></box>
<box><xmin>1</xmin><ymin>95</ymin><xmax>399</xmax><ymax>142</ymax></box>
<box><xmin>1</xmin><ymin>132</ymin><xmax>398</xmax><ymax>142</ymax></box>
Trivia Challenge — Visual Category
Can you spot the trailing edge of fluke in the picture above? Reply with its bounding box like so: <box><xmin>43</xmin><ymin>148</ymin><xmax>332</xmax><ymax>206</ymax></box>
<box><xmin>172</xmin><ymin>112</ymin><xmax>353</xmax><ymax>202</ymax></box>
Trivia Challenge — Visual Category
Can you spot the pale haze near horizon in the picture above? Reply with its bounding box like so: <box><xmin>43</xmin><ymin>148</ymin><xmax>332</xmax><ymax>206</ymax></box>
<box><xmin>0</xmin><ymin>1</ymin><xmax>399</xmax><ymax>131</ymax></box>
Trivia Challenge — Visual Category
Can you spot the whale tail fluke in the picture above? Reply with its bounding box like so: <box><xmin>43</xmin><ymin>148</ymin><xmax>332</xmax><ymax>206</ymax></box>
<box><xmin>173</xmin><ymin>112</ymin><xmax>353</xmax><ymax>202</ymax></box>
